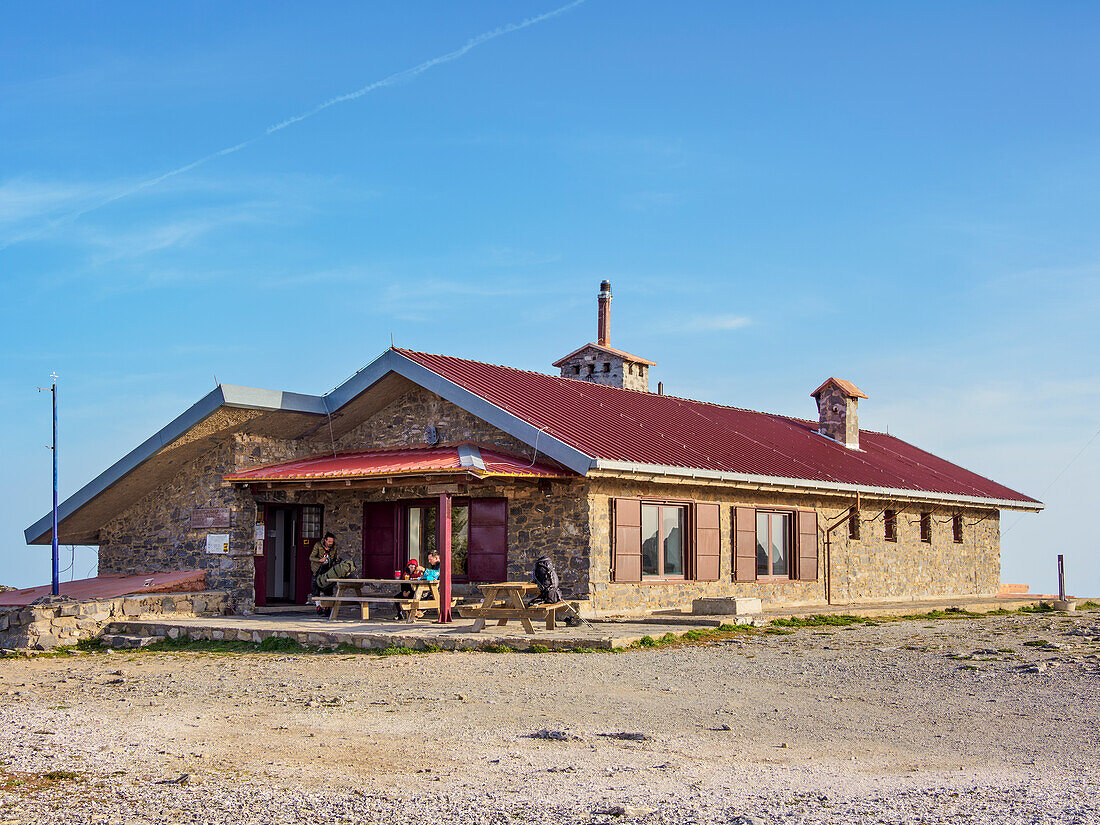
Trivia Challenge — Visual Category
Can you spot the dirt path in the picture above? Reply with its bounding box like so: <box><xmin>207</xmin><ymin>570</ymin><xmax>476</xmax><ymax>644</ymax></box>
<box><xmin>1</xmin><ymin>610</ymin><xmax>1097</xmax><ymax>824</ymax></box>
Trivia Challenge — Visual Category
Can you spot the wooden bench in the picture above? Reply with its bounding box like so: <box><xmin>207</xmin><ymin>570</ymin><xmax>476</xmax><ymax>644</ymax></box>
<box><xmin>313</xmin><ymin>578</ymin><xmax>441</xmax><ymax>622</ymax></box>
<box><xmin>462</xmin><ymin>582</ymin><xmax>571</xmax><ymax>633</ymax></box>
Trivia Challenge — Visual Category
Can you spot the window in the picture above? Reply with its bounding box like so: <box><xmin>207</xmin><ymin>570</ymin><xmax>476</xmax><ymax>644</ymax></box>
<box><xmin>884</xmin><ymin>509</ymin><xmax>897</xmax><ymax>542</ymax></box>
<box><xmin>602</xmin><ymin>362</ymin><xmax>611</xmax><ymax>373</ymax></box>
<box><xmin>952</xmin><ymin>514</ymin><xmax>963</xmax><ymax>543</ymax></box>
<box><xmin>300</xmin><ymin>505</ymin><xmax>323</xmax><ymax>540</ymax></box>
<box><xmin>755</xmin><ymin>511</ymin><xmax>790</xmax><ymax>577</ymax></box>
<box><xmin>640</xmin><ymin>503</ymin><xmax>686</xmax><ymax>577</ymax></box>
<box><xmin>848</xmin><ymin>506</ymin><xmax>860</xmax><ymax>540</ymax></box>
<box><xmin>920</xmin><ymin>512</ymin><xmax>932</xmax><ymax>543</ymax></box>
<box><xmin>572</xmin><ymin>365</ymin><xmax>581</xmax><ymax>375</ymax></box>
<box><xmin>406</xmin><ymin>503</ymin><xmax>469</xmax><ymax>577</ymax></box>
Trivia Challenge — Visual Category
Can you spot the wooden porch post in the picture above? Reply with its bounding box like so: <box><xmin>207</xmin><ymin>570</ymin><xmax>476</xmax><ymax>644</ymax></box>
<box><xmin>438</xmin><ymin>492</ymin><xmax>453</xmax><ymax>623</ymax></box>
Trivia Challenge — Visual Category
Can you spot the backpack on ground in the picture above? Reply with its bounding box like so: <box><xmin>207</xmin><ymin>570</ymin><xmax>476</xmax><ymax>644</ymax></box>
<box><xmin>531</xmin><ymin>555</ymin><xmax>563</xmax><ymax>605</ymax></box>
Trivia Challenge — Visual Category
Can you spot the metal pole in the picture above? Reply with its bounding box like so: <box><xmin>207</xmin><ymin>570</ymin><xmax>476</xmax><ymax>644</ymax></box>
<box><xmin>51</xmin><ymin>374</ymin><xmax>59</xmax><ymax>596</ymax></box>
<box><xmin>1057</xmin><ymin>554</ymin><xmax>1065</xmax><ymax>602</ymax></box>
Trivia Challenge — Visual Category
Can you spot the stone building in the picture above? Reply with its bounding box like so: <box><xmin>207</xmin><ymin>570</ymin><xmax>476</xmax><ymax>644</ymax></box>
<box><xmin>25</xmin><ymin>283</ymin><xmax>1042</xmax><ymax>615</ymax></box>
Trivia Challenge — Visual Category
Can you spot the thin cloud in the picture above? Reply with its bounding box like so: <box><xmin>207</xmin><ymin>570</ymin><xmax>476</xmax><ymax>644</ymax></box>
<box><xmin>0</xmin><ymin>0</ymin><xmax>587</xmax><ymax>253</ymax></box>
<box><xmin>664</xmin><ymin>313</ymin><xmax>753</xmax><ymax>333</ymax></box>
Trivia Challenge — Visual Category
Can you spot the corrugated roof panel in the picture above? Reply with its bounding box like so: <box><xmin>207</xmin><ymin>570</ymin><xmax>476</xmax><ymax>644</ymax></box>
<box><xmin>225</xmin><ymin>444</ymin><xmax>572</xmax><ymax>482</ymax></box>
<box><xmin>395</xmin><ymin>349</ymin><xmax>1038</xmax><ymax>505</ymax></box>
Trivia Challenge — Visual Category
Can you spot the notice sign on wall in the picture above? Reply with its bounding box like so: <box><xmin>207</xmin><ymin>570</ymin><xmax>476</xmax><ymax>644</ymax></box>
<box><xmin>191</xmin><ymin>508</ymin><xmax>231</xmax><ymax>530</ymax></box>
<box><xmin>253</xmin><ymin>523</ymin><xmax>265</xmax><ymax>556</ymax></box>
<box><xmin>206</xmin><ymin>533</ymin><xmax>230</xmax><ymax>554</ymax></box>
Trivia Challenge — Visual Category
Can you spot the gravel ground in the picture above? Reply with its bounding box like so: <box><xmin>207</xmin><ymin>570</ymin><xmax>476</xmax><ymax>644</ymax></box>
<box><xmin>1</xmin><ymin>609</ymin><xmax>1098</xmax><ymax>824</ymax></box>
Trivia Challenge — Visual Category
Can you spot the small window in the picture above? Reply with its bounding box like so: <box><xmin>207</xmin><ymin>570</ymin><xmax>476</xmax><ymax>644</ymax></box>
<box><xmin>755</xmin><ymin>511</ymin><xmax>791</xmax><ymax>577</ymax></box>
<box><xmin>301</xmin><ymin>505</ymin><xmax>323</xmax><ymax>540</ymax></box>
<box><xmin>640</xmin><ymin>503</ymin><xmax>686</xmax><ymax>578</ymax></box>
<box><xmin>952</xmin><ymin>514</ymin><xmax>963</xmax><ymax>543</ymax></box>
<box><xmin>884</xmin><ymin>509</ymin><xmax>897</xmax><ymax>542</ymax></box>
<box><xmin>848</xmin><ymin>506</ymin><xmax>860</xmax><ymax>540</ymax></box>
<box><xmin>572</xmin><ymin>365</ymin><xmax>581</xmax><ymax>375</ymax></box>
<box><xmin>920</xmin><ymin>512</ymin><xmax>932</xmax><ymax>543</ymax></box>
<box><xmin>602</xmin><ymin>362</ymin><xmax>611</xmax><ymax>373</ymax></box>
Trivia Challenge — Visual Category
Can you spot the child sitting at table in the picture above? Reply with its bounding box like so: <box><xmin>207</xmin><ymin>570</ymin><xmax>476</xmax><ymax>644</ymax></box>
<box><xmin>395</xmin><ymin>558</ymin><xmax>424</xmax><ymax>620</ymax></box>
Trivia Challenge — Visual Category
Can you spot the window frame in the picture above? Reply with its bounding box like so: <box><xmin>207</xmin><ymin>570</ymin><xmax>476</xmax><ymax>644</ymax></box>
<box><xmin>848</xmin><ymin>506</ymin><xmax>860</xmax><ymax>540</ymax></box>
<box><xmin>952</xmin><ymin>513</ymin><xmax>964</xmax><ymax>544</ymax></box>
<box><xmin>755</xmin><ymin>509</ymin><xmax>794</xmax><ymax>580</ymax></box>
<box><xmin>401</xmin><ymin>498</ymin><xmax>472</xmax><ymax>581</ymax></box>
<box><xmin>884</xmin><ymin>509</ymin><xmax>897</xmax><ymax>542</ymax></box>
<box><xmin>639</xmin><ymin>499</ymin><xmax>691</xmax><ymax>581</ymax></box>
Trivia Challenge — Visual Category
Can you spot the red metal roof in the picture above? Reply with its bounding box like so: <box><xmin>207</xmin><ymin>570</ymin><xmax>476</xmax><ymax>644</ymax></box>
<box><xmin>394</xmin><ymin>349</ymin><xmax>1039</xmax><ymax>505</ymax></box>
<box><xmin>224</xmin><ymin>444</ymin><xmax>572</xmax><ymax>483</ymax></box>
<box><xmin>0</xmin><ymin>571</ymin><xmax>206</xmax><ymax>607</ymax></box>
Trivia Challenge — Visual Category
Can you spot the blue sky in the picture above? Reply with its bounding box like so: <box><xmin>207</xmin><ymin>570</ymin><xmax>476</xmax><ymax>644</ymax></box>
<box><xmin>2</xmin><ymin>1</ymin><xmax>1097</xmax><ymax>596</ymax></box>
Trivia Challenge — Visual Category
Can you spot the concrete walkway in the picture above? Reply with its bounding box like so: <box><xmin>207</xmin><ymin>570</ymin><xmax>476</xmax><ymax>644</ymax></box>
<box><xmin>107</xmin><ymin>612</ymin><xmax>729</xmax><ymax>652</ymax></box>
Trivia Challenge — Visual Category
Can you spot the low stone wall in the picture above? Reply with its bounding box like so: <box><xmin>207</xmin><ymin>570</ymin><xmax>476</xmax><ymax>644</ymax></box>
<box><xmin>0</xmin><ymin>591</ymin><xmax>228</xmax><ymax>651</ymax></box>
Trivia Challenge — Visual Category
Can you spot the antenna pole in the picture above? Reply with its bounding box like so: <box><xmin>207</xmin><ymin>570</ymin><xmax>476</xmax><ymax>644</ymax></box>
<box><xmin>50</xmin><ymin>373</ymin><xmax>59</xmax><ymax>596</ymax></box>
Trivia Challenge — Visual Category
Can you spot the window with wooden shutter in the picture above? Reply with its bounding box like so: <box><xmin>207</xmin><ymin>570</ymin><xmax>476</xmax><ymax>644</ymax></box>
<box><xmin>362</xmin><ymin>502</ymin><xmax>399</xmax><ymax>578</ymax></box>
<box><xmin>612</xmin><ymin>498</ymin><xmax>642</xmax><ymax>582</ymax></box>
<box><xmin>796</xmin><ymin>510</ymin><xmax>818</xmax><ymax>581</ymax></box>
<box><xmin>467</xmin><ymin>498</ymin><xmax>508</xmax><ymax>582</ymax></box>
<box><xmin>734</xmin><ymin>506</ymin><xmax>756</xmax><ymax>582</ymax></box>
<box><xmin>693</xmin><ymin>502</ymin><xmax>720</xmax><ymax>581</ymax></box>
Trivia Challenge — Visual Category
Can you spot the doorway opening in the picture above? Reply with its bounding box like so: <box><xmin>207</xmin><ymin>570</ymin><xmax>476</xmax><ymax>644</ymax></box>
<box><xmin>256</xmin><ymin>504</ymin><xmax>323</xmax><ymax>606</ymax></box>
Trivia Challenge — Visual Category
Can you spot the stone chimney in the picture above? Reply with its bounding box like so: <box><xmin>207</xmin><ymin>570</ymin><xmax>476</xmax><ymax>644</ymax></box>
<box><xmin>811</xmin><ymin>378</ymin><xmax>868</xmax><ymax>450</ymax></box>
<box><xmin>597</xmin><ymin>280</ymin><xmax>612</xmax><ymax>346</ymax></box>
<box><xmin>552</xmin><ymin>280</ymin><xmax>655</xmax><ymax>392</ymax></box>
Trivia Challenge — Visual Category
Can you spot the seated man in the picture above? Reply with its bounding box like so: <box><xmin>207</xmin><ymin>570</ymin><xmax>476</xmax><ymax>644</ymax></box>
<box><xmin>423</xmin><ymin>551</ymin><xmax>441</xmax><ymax>582</ymax></box>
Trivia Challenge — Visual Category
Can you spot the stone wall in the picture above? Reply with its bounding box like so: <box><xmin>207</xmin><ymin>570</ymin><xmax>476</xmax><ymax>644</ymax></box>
<box><xmin>585</xmin><ymin>476</ymin><xmax>1001</xmax><ymax>614</ymax></box>
<box><xmin>0</xmin><ymin>591</ymin><xmax>227</xmax><ymax>650</ymax></box>
<box><xmin>319</xmin><ymin>386</ymin><xmax>541</xmax><ymax>461</ymax></box>
<box><xmin>829</xmin><ymin>506</ymin><xmax>1000</xmax><ymax>602</ymax></box>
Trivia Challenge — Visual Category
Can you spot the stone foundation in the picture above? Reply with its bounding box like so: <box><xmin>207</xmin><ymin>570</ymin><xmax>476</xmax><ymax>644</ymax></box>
<box><xmin>0</xmin><ymin>591</ymin><xmax>228</xmax><ymax>651</ymax></box>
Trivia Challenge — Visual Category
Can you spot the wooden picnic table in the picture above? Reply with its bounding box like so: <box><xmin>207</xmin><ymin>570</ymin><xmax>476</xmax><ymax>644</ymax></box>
<box><xmin>463</xmin><ymin>582</ymin><xmax>569</xmax><ymax>634</ymax></box>
<box><xmin>312</xmin><ymin>578</ymin><xmax>440</xmax><ymax>622</ymax></box>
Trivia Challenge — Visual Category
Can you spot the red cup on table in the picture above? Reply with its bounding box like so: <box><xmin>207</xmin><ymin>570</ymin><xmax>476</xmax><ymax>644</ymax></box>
<box><xmin>394</xmin><ymin>571</ymin><xmax>402</xmax><ymax>579</ymax></box>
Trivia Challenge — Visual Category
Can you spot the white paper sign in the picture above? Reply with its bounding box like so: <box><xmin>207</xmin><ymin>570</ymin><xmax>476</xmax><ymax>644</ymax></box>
<box><xmin>206</xmin><ymin>533</ymin><xmax>230</xmax><ymax>554</ymax></box>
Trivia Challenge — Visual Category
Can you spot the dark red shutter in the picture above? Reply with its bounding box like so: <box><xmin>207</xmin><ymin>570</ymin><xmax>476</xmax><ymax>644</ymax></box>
<box><xmin>693</xmin><ymin>502</ymin><xmax>720</xmax><ymax>581</ymax></box>
<box><xmin>612</xmin><ymin>498</ymin><xmax>642</xmax><ymax>582</ymax></box>
<box><xmin>467</xmin><ymin>498</ymin><xmax>508</xmax><ymax>582</ymax></box>
<box><xmin>797</xmin><ymin>510</ymin><xmax>818</xmax><ymax>581</ymax></box>
<box><xmin>734</xmin><ymin>506</ymin><xmax>756</xmax><ymax>582</ymax></box>
<box><xmin>362</xmin><ymin>502</ymin><xmax>399</xmax><ymax>578</ymax></box>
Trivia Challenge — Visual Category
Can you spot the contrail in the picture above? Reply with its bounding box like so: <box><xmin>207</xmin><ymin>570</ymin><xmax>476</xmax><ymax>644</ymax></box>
<box><xmin>0</xmin><ymin>0</ymin><xmax>586</xmax><ymax>252</ymax></box>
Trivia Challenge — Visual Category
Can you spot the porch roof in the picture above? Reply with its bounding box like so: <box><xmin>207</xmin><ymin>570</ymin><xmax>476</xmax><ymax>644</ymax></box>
<box><xmin>223</xmin><ymin>444</ymin><xmax>574</xmax><ymax>484</ymax></box>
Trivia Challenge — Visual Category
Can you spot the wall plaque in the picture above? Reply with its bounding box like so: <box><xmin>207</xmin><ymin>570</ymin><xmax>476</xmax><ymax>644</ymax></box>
<box><xmin>191</xmin><ymin>507</ymin><xmax>231</xmax><ymax>530</ymax></box>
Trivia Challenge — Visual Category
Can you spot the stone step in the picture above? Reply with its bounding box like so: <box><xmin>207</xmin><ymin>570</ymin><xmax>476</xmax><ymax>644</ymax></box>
<box><xmin>101</xmin><ymin>633</ymin><xmax>165</xmax><ymax>649</ymax></box>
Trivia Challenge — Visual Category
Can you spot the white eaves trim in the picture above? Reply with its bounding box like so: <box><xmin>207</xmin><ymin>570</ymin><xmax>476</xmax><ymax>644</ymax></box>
<box><xmin>591</xmin><ymin>459</ymin><xmax>1044</xmax><ymax>512</ymax></box>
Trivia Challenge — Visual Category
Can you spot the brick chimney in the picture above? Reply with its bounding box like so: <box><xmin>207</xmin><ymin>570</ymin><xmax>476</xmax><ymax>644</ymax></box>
<box><xmin>597</xmin><ymin>280</ymin><xmax>612</xmax><ymax>346</ymax></box>
<box><xmin>811</xmin><ymin>378</ymin><xmax>867</xmax><ymax>450</ymax></box>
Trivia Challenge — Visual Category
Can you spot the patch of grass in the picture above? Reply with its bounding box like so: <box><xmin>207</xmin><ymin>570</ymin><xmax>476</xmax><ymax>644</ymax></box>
<box><xmin>1022</xmin><ymin>640</ymin><xmax>1046</xmax><ymax>647</ymax></box>
<box><xmin>482</xmin><ymin>644</ymin><xmax>514</xmax><ymax>654</ymax></box>
<box><xmin>1020</xmin><ymin>602</ymin><xmax>1055</xmax><ymax>613</ymax></box>
<box><xmin>1079</xmin><ymin>600</ymin><xmax>1100</xmax><ymax>611</ymax></box>
<box><xmin>529</xmin><ymin>644</ymin><xmax>551</xmax><ymax>653</ymax></box>
<box><xmin>764</xmin><ymin>627</ymin><xmax>793</xmax><ymax>635</ymax></box>
<box><xmin>771</xmin><ymin>614</ymin><xmax>869</xmax><ymax>628</ymax></box>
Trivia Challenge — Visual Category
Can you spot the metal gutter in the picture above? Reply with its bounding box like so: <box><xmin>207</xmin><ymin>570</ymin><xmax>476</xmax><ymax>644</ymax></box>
<box><xmin>590</xmin><ymin>459</ymin><xmax>1044</xmax><ymax>512</ymax></box>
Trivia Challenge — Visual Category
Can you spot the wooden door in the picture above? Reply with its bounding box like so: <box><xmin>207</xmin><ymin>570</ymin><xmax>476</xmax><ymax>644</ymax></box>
<box><xmin>296</xmin><ymin>505</ymin><xmax>322</xmax><ymax>604</ymax></box>
<box><xmin>254</xmin><ymin>505</ymin><xmax>274</xmax><ymax>607</ymax></box>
